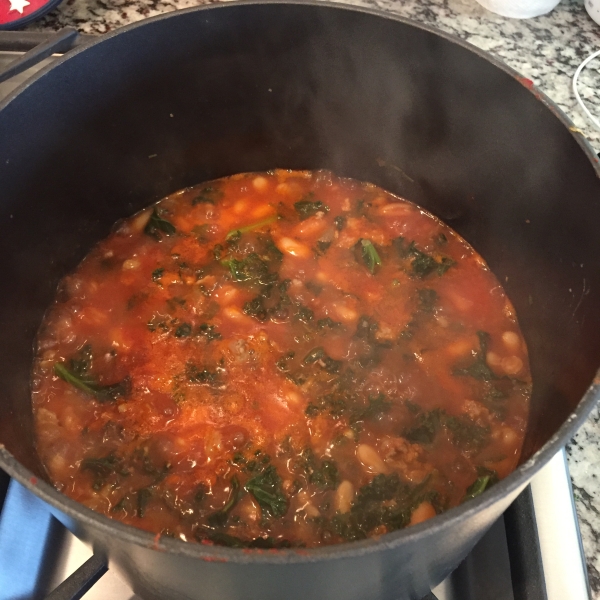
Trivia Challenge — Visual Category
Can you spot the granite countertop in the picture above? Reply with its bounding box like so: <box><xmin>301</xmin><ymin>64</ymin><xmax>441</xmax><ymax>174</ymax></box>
<box><xmin>23</xmin><ymin>0</ymin><xmax>600</xmax><ymax>594</ymax></box>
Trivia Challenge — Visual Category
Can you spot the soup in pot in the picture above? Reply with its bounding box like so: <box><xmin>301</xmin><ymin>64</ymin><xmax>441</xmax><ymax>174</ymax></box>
<box><xmin>32</xmin><ymin>170</ymin><xmax>531</xmax><ymax>548</ymax></box>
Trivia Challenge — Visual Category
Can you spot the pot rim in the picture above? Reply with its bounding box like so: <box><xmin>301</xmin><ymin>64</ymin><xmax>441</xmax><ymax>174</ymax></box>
<box><xmin>1</xmin><ymin>0</ymin><xmax>599</xmax><ymax>565</ymax></box>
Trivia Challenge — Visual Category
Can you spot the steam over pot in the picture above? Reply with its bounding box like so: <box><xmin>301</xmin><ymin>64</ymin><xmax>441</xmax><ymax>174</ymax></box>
<box><xmin>0</xmin><ymin>2</ymin><xmax>599</xmax><ymax>599</ymax></box>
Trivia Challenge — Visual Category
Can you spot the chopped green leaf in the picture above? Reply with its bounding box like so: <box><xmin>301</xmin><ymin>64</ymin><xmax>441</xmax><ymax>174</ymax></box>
<box><xmin>462</xmin><ymin>469</ymin><xmax>499</xmax><ymax>502</ymax></box>
<box><xmin>355</xmin><ymin>315</ymin><xmax>379</xmax><ymax>340</ymax></box>
<box><xmin>69</xmin><ymin>344</ymin><xmax>93</xmax><ymax>376</ymax></box>
<box><xmin>294</xmin><ymin>194</ymin><xmax>330</xmax><ymax>220</ymax></box>
<box><xmin>221</xmin><ymin>253</ymin><xmax>277</xmax><ymax>285</ymax></box>
<box><xmin>80</xmin><ymin>452</ymin><xmax>128</xmax><ymax>491</ymax></box>
<box><xmin>208</xmin><ymin>476</ymin><xmax>241</xmax><ymax>526</ymax></box>
<box><xmin>302</xmin><ymin>347</ymin><xmax>341</xmax><ymax>373</ymax></box>
<box><xmin>191</xmin><ymin>185</ymin><xmax>223</xmax><ymax>206</ymax></box>
<box><xmin>144</xmin><ymin>208</ymin><xmax>176</xmax><ymax>240</ymax></box>
<box><xmin>196</xmin><ymin>323</ymin><xmax>221</xmax><ymax>341</ymax></box>
<box><xmin>297</xmin><ymin>449</ymin><xmax>339</xmax><ymax>490</ymax></box>
<box><xmin>453</xmin><ymin>331</ymin><xmax>497</xmax><ymax>381</ymax></box>
<box><xmin>317</xmin><ymin>317</ymin><xmax>342</xmax><ymax>330</ymax></box>
<box><xmin>276</xmin><ymin>351</ymin><xmax>295</xmax><ymax>373</ymax></box>
<box><xmin>226</xmin><ymin>215</ymin><xmax>279</xmax><ymax>240</ymax></box>
<box><xmin>245</xmin><ymin>465</ymin><xmax>288</xmax><ymax>518</ymax></box>
<box><xmin>243</xmin><ymin>295</ymin><xmax>268</xmax><ymax>321</ymax></box>
<box><xmin>296</xmin><ymin>305</ymin><xmax>314</xmax><ymax>323</ymax></box>
<box><xmin>360</xmin><ymin>239</ymin><xmax>382</xmax><ymax>274</ymax></box>
<box><xmin>446</xmin><ymin>416</ymin><xmax>490</xmax><ymax>452</ymax></box>
<box><xmin>315</xmin><ymin>240</ymin><xmax>332</xmax><ymax>256</ymax></box>
<box><xmin>393</xmin><ymin>237</ymin><xmax>455</xmax><ymax>279</ymax></box>
<box><xmin>303</xmin><ymin>347</ymin><xmax>325</xmax><ymax>365</ymax></box>
<box><xmin>403</xmin><ymin>408</ymin><xmax>443</xmax><ymax>444</ymax></box>
<box><xmin>152</xmin><ymin>268</ymin><xmax>164</xmax><ymax>283</ymax></box>
<box><xmin>329</xmin><ymin>473</ymin><xmax>415</xmax><ymax>541</ymax></box>
<box><xmin>186</xmin><ymin>363</ymin><xmax>219</xmax><ymax>385</ymax></box>
<box><xmin>54</xmin><ymin>362</ymin><xmax>130</xmax><ymax>403</ymax></box>
<box><xmin>358</xmin><ymin>393</ymin><xmax>392</xmax><ymax>422</ymax></box>
<box><xmin>174</xmin><ymin>322</ymin><xmax>192</xmax><ymax>338</ymax></box>
<box><xmin>345</xmin><ymin>393</ymin><xmax>392</xmax><ymax>430</ymax></box>
<box><xmin>311</xmin><ymin>459</ymin><xmax>339</xmax><ymax>490</ymax></box>
<box><xmin>147</xmin><ymin>315</ymin><xmax>169</xmax><ymax>333</ymax></box>
<box><xmin>333</xmin><ymin>216</ymin><xmax>346</xmax><ymax>231</ymax></box>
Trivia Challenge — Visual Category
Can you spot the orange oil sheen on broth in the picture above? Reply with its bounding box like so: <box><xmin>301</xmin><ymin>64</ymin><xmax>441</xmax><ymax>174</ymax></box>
<box><xmin>32</xmin><ymin>170</ymin><xmax>531</xmax><ymax>548</ymax></box>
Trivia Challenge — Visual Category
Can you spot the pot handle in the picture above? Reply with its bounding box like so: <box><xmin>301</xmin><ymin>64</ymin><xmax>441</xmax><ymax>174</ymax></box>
<box><xmin>44</xmin><ymin>553</ymin><xmax>108</xmax><ymax>600</ymax></box>
<box><xmin>0</xmin><ymin>28</ymin><xmax>88</xmax><ymax>85</ymax></box>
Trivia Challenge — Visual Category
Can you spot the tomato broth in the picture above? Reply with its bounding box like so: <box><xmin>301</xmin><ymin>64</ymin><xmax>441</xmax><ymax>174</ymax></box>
<box><xmin>32</xmin><ymin>170</ymin><xmax>531</xmax><ymax>548</ymax></box>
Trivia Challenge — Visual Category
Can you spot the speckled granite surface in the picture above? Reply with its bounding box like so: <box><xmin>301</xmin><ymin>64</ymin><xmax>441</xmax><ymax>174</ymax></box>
<box><xmin>23</xmin><ymin>0</ymin><xmax>600</xmax><ymax>594</ymax></box>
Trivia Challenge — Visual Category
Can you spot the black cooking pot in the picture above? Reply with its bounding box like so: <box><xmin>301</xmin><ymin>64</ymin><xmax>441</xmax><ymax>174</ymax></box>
<box><xmin>1</xmin><ymin>2</ymin><xmax>599</xmax><ymax>599</ymax></box>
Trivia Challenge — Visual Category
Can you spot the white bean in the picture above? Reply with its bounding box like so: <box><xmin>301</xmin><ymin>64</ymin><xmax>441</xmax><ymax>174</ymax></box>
<box><xmin>276</xmin><ymin>237</ymin><xmax>311</xmax><ymax>258</ymax></box>
<box><xmin>502</xmin><ymin>331</ymin><xmax>521</xmax><ymax>351</ymax></box>
<box><xmin>335</xmin><ymin>480</ymin><xmax>355</xmax><ymax>514</ymax></box>
<box><xmin>131</xmin><ymin>211</ymin><xmax>151</xmax><ymax>232</ymax></box>
<box><xmin>334</xmin><ymin>303</ymin><xmax>358</xmax><ymax>323</ymax></box>
<box><xmin>357</xmin><ymin>444</ymin><xmax>388</xmax><ymax>474</ymax></box>
<box><xmin>486</xmin><ymin>351</ymin><xmax>502</xmax><ymax>367</ymax></box>
<box><xmin>122</xmin><ymin>259</ymin><xmax>140</xmax><ymax>271</ymax></box>
<box><xmin>252</xmin><ymin>176</ymin><xmax>269</xmax><ymax>192</ymax></box>
<box><xmin>501</xmin><ymin>355</ymin><xmax>523</xmax><ymax>375</ymax></box>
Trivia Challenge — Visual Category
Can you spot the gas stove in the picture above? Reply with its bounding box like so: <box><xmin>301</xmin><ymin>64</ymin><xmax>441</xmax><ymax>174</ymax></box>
<box><xmin>0</xmin><ymin>451</ymin><xmax>590</xmax><ymax>600</ymax></box>
<box><xmin>0</xmin><ymin>36</ymin><xmax>592</xmax><ymax>600</ymax></box>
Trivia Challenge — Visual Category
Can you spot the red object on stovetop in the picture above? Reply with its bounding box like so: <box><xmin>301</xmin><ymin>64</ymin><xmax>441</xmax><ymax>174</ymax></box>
<box><xmin>0</xmin><ymin>0</ymin><xmax>64</xmax><ymax>31</ymax></box>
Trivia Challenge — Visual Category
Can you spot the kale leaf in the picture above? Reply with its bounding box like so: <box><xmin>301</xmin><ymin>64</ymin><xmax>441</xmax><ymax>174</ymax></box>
<box><xmin>302</xmin><ymin>347</ymin><xmax>341</xmax><ymax>373</ymax></box>
<box><xmin>296</xmin><ymin>449</ymin><xmax>339</xmax><ymax>490</ymax></box>
<box><xmin>403</xmin><ymin>408</ymin><xmax>444</xmax><ymax>444</ymax></box>
<box><xmin>151</xmin><ymin>268</ymin><xmax>164</xmax><ymax>283</ymax></box>
<box><xmin>222</xmin><ymin>253</ymin><xmax>276</xmax><ymax>285</ymax></box>
<box><xmin>453</xmin><ymin>331</ymin><xmax>497</xmax><ymax>381</ymax></box>
<box><xmin>329</xmin><ymin>474</ymin><xmax>414</xmax><ymax>541</ymax></box>
<box><xmin>208</xmin><ymin>476</ymin><xmax>241</xmax><ymax>526</ymax></box>
<box><xmin>393</xmin><ymin>237</ymin><xmax>455</xmax><ymax>279</ymax></box>
<box><xmin>462</xmin><ymin>468</ymin><xmax>499</xmax><ymax>502</ymax></box>
<box><xmin>445</xmin><ymin>416</ymin><xmax>490</xmax><ymax>452</ymax></box>
<box><xmin>54</xmin><ymin>362</ymin><xmax>130</xmax><ymax>403</ymax></box>
<box><xmin>359</xmin><ymin>239</ymin><xmax>382</xmax><ymax>274</ymax></box>
<box><xmin>333</xmin><ymin>216</ymin><xmax>346</xmax><ymax>231</ymax></box>
<box><xmin>226</xmin><ymin>215</ymin><xmax>278</xmax><ymax>240</ymax></box>
<box><xmin>144</xmin><ymin>208</ymin><xmax>176</xmax><ymax>240</ymax></box>
<box><xmin>294</xmin><ymin>194</ymin><xmax>330</xmax><ymax>220</ymax></box>
<box><xmin>186</xmin><ymin>363</ymin><xmax>219</xmax><ymax>385</ymax></box>
<box><xmin>80</xmin><ymin>452</ymin><xmax>128</xmax><ymax>490</ymax></box>
<box><xmin>196</xmin><ymin>323</ymin><xmax>222</xmax><ymax>341</ymax></box>
<box><xmin>174</xmin><ymin>322</ymin><xmax>192</xmax><ymax>338</ymax></box>
<box><xmin>69</xmin><ymin>344</ymin><xmax>93</xmax><ymax>376</ymax></box>
<box><xmin>245</xmin><ymin>465</ymin><xmax>288</xmax><ymax>518</ymax></box>
<box><xmin>317</xmin><ymin>317</ymin><xmax>342</xmax><ymax>331</ymax></box>
<box><xmin>191</xmin><ymin>185</ymin><xmax>223</xmax><ymax>206</ymax></box>
<box><xmin>350</xmin><ymin>393</ymin><xmax>391</xmax><ymax>425</ymax></box>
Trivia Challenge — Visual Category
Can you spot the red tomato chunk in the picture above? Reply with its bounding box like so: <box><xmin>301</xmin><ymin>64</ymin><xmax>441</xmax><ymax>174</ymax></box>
<box><xmin>32</xmin><ymin>171</ymin><xmax>531</xmax><ymax>548</ymax></box>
